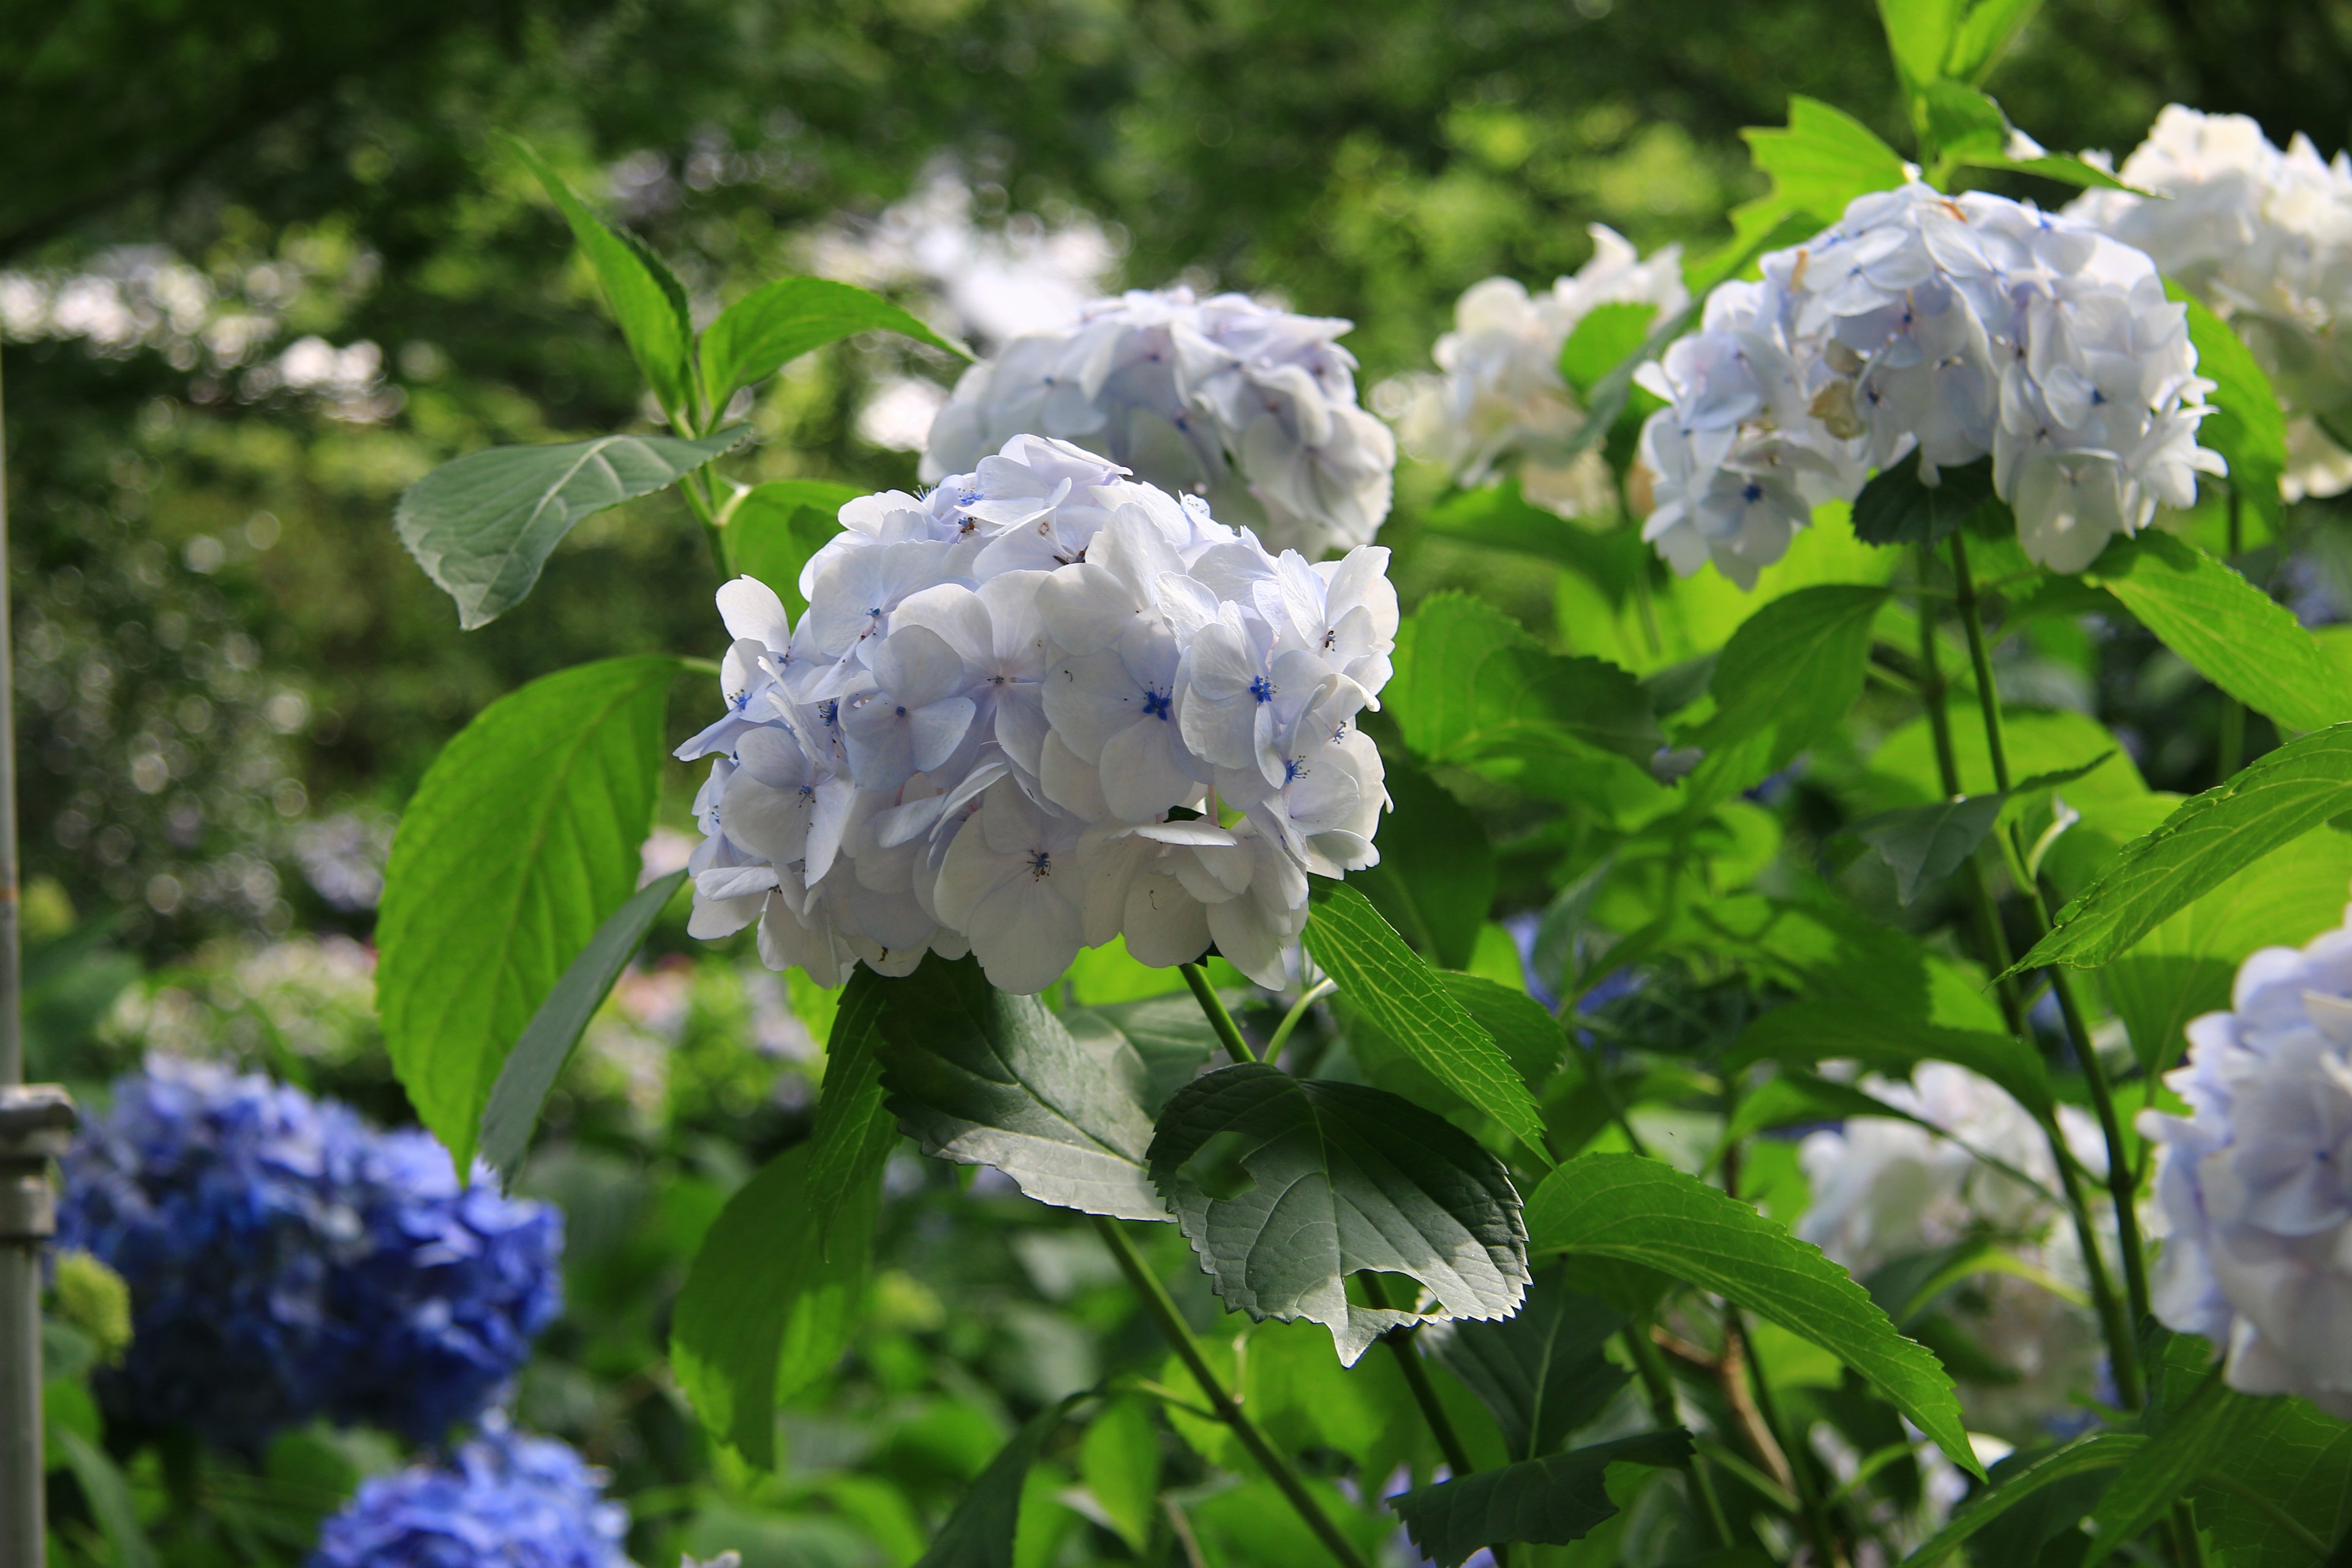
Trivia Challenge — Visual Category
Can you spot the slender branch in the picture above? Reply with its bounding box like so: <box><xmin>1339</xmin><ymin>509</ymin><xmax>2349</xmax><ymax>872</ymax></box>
<box><xmin>1091</xmin><ymin>1216</ymin><xmax>1371</xmax><ymax>1568</ymax></box>
<box><xmin>1727</xmin><ymin>1306</ymin><xmax>1844</xmax><ymax>1566</ymax></box>
<box><xmin>1182</xmin><ymin>963</ymin><xmax>1257</xmax><ymax>1063</ymax></box>
<box><xmin>1623</xmin><ymin>1322</ymin><xmax>1732</xmax><ymax>1548</ymax></box>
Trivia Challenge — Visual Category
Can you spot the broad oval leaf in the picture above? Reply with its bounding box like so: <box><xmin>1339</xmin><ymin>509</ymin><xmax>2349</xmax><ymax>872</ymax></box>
<box><xmin>397</xmin><ymin>429</ymin><xmax>747</xmax><ymax>628</ymax></box>
<box><xmin>724</xmin><ymin>477</ymin><xmax>860</xmax><ymax>617</ymax></box>
<box><xmin>1148</xmin><ymin>1062</ymin><xmax>1531</xmax><ymax>1365</ymax></box>
<box><xmin>1430</xmin><ymin>1265</ymin><xmax>1629</xmax><ymax>1463</ymax></box>
<box><xmin>509</xmin><ymin>137</ymin><xmax>695</xmax><ymax>418</ymax></box>
<box><xmin>2013</xmin><ymin>723</ymin><xmax>2352</xmax><ymax>973</ymax></box>
<box><xmin>1686</xmin><ymin>583</ymin><xmax>1890</xmax><ymax>804</ymax></box>
<box><xmin>700</xmin><ymin>276</ymin><xmax>969</xmax><ymax>410</ymax></box>
<box><xmin>1302</xmin><ymin>885</ymin><xmax>1550</xmax><ymax>1160</ymax></box>
<box><xmin>1525</xmin><ymin>1153</ymin><xmax>1979</xmax><ymax>1476</ymax></box>
<box><xmin>377</xmin><ymin>655</ymin><xmax>678</xmax><ymax>1169</ymax></box>
<box><xmin>1390</xmin><ymin>1431</ymin><xmax>1692</xmax><ymax>1568</ymax></box>
<box><xmin>876</xmin><ymin>953</ymin><xmax>1167</xmax><ymax>1221</ymax></box>
<box><xmin>480</xmin><ymin>867</ymin><xmax>687</xmax><ymax>1179</ymax></box>
<box><xmin>671</xmin><ymin>970</ymin><xmax>899</xmax><ymax>1469</ymax></box>
<box><xmin>1851</xmin><ymin>451</ymin><xmax>1995</xmax><ymax>548</ymax></box>
<box><xmin>2086</xmin><ymin>531</ymin><xmax>2346</xmax><ymax>736</ymax></box>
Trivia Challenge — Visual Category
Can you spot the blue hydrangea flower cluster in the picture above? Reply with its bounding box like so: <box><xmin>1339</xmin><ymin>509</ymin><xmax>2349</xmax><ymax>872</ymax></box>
<box><xmin>307</xmin><ymin>1418</ymin><xmax>630</xmax><ymax>1568</ymax></box>
<box><xmin>56</xmin><ymin>1057</ymin><xmax>563</xmax><ymax>1450</ymax></box>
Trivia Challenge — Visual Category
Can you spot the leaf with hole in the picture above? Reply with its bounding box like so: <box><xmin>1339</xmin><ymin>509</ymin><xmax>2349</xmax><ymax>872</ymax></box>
<box><xmin>1525</xmin><ymin>1153</ymin><xmax>1978</xmax><ymax>1475</ymax></box>
<box><xmin>396</xmin><ymin>429</ymin><xmax>747</xmax><ymax>628</ymax></box>
<box><xmin>1303</xmin><ymin>885</ymin><xmax>1549</xmax><ymax>1158</ymax></box>
<box><xmin>701</xmin><ymin>276</ymin><xmax>968</xmax><ymax>412</ymax></box>
<box><xmin>377</xmin><ymin>655</ymin><xmax>677</xmax><ymax>1169</ymax></box>
<box><xmin>671</xmin><ymin>969</ymin><xmax>898</xmax><ymax>1469</ymax></box>
<box><xmin>1390</xmin><ymin>1431</ymin><xmax>1693</xmax><ymax>1568</ymax></box>
<box><xmin>480</xmin><ymin>867</ymin><xmax>685</xmax><ymax>1179</ymax></box>
<box><xmin>876</xmin><ymin>954</ymin><xmax>1166</xmax><ymax>1220</ymax></box>
<box><xmin>1147</xmin><ymin>1062</ymin><xmax>1530</xmax><ymax>1365</ymax></box>
<box><xmin>2011</xmin><ymin>723</ymin><xmax>2352</xmax><ymax>973</ymax></box>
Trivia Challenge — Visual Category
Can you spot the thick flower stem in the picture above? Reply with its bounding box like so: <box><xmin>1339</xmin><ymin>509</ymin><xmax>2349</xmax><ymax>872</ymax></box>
<box><xmin>1090</xmin><ymin>1215</ymin><xmax>1372</xmax><ymax>1568</ymax></box>
<box><xmin>1624</xmin><ymin>1321</ymin><xmax>1733</xmax><ymax>1548</ymax></box>
<box><xmin>1181</xmin><ymin>963</ymin><xmax>1258</xmax><ymax>1063</ymax></box>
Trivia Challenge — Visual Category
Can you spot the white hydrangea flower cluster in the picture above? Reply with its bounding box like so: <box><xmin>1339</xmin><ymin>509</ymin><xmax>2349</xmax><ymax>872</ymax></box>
<box><xmin>2141</xmin><ymin>908</ymin><xmax>2352</xmax><ymax>1416</ymax></box>
<box><xmin>922</xmin><ymin>287</ymin><xmax>1396</xmax><ymax>560</ymax></box>
<box><xmin>1635</xmin><ymin>181</ymin><xmax>2223</xmax><ymax>584</ymax></box>
<box><xmin>2067</xmin><ymin>105</ymin><xmax>2352</xmax><ymax>500</ymax></box>
<box><xmin>1396</xmin><ymin>225</ymin><xmax>1687</xmax><ymax>518</ymax></box>
<box><xmin>677</xmin><ymin>434</ymin><xmax>1398</xmax><ymax>995</ymax></box>
<box><xmin>1800</xmin><ymin>1064</ymin><xmax>2106</xmax><ymax>1435</ymax></box>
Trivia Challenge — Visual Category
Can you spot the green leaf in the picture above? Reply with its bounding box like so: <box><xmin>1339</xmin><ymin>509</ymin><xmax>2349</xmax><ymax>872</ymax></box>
<box><xmin>2168</xmin><ymin>279</ymin><xmax>2288</xmax><ymax>529</ymax></box>
<box><xmin>1422</xmin><ymin>482</ymin><xmax>1655</xmax><ymax>597</ymax></box>
<box><xmin>1916</xmin><ymin>79</ymin><xmax>2008</xmax><ymax>163</ymax></box>
<box><xmin>916</xmin><ymin>1398</ymin><xmax>1080</xmax><ymax>1568</ymax></box>
<box><xmin>508</xmin><ymin>137</ymin><xmax>695</xmax><ymax>418</ymax></box>
<box><xmin>1147</xmin><ymin>1062</ymin><xmax>1531</xmax><ymax>1365</ymax></box>
<box><xmin>1079</xmin><ymin>1399</ymin><xmax>1162</xmax><ymax>1554</ymax></box>
<box><xmin>1849</xmin><ymin>756</ymin><xmax>2111</xmax><ymax>905</ymax></box>
<box><xmin>1559</xmin><ymin>301</ymin><xmax>1659</xmax><ymax>400</ymax></box>
<box><xmin>396</xmin><ymin>429</ymin><xmax>748</xmax><ymax>628</ymax></box>
<box><xmin>1068</xmin><ymin>994</ymin><xmax>1221</xmax><ymax>1114</ymax></box>
<box><xmin>1875</xmin><ymin>0</ymin><xmax>1964</xmax><ymax>91</ymax></box>
<box><xmin>701</xmin><ymin>276</ymin><xmax>968</xmax><ymax>412</ymax></box>
<box><xmin>1900</xmin><ymin>1433</ymin><xmax>2142</xmax><ymax>1566</ymax></box>
<box><xmin>673</xmin><ymin>969</ymin><xmax>898</xmax><ymax>1468</ymax></box>
<box><xmin>1354</xmin><ymin>759</ymin><xmax>1494</xmax><ymax>970</ymax></box>
<box><xmin>1945</xmin><ymin>0</ymin><xmax>2043</xmax><ymax>81</ymax></box>
<box><xmin>1441</xmin><ymin>971</ymin><xmax>1566</xmax><ymax>1091</ymax></box>
<box><xmin>1390</xmin><ymin>1431</ymin><xmax>1693</xmax><ymax>1568</ymax></box>
<box><xmin>2193</xmin><ymin>1392</ymin><xmax>2352</xmax><ymax>1568</ymax></box>
<box><xmin>1735</xmin><ymin>96</ymin><xmax>1909</xmax><ymax>233</ymax></box>
<box><xmin>1851</xmin><ymin>451</ymin><xmax>1996</xmax><ymax>548</ymax></box>
<box><xmin>724</xmin><ymin>478</ymin><xmax>860</xmax><ymax>617</ymax></box>
<box><xmin>2086</xmin><ymin>530</ymin><xmax>2346</xmax><ymax>736</ymax></box>
<box><xmin>2083</xmin><ymin>1384</ymin><xmax>2269</xmax><ymax>1567</ymax></box>
<box><xmin>479</xmin><ymin>867</ymin><xmax>686</xmax><ymax>1179</ymax></box>
<box><xmin>1431</xmin><ymin>1266</ymin><xmax>1629</xmax><ymax>1462</ymax></box>
<box><xmin>1961</xmin><ymin>149</ymin><xmax>2134</xmax><ymax>190</ymax></box>
<box><xmin>1388</xmin><ymin>591</ymin><xmax>1663</xmax><ymax>790</ymax></box>
<box><xmin>51</xmin><ymin>1425</ymin><xmax>159</xmax><ymax>1568</ymax></box>
<box><xmin>1685</xmin><ymin>585</ymin><xmax>1890</xmax><ymax>802</ymax></box>
<box><xmin>876</xmin><ymin>954</ymin><xmax>1166</xmax><ymax>1220</ymax></box>
<box><xmin>377</xmin><ymin>655</ymin><xmax>677</xmax><ymax>1169</ymax></box>
<box><xmin>2013</xmin><ymin>723</ymin><xmax>2352</xmax><ymax>973</ymax></box>
<box><xmin>1302</xmin><ymin>884</ymin><xmax>1550</xmax><ymax>1159</ymax></box>
<box><xmin>1525</xmin><ymin>1153</ymin><xmax>1979</xmax><ymax>1475</ymax></box>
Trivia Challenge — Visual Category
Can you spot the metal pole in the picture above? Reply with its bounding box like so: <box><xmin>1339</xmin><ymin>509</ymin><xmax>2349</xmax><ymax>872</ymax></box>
<box><xmin>0</xmin><ymin>325</ymin><xmax>74</xmax><ymax>1568</ymax></box>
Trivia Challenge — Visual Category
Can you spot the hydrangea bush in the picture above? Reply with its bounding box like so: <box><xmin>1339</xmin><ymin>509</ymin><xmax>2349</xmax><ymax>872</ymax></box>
<box><xmin>359</xmin><ymin>15</ymin><xmax>2352</xmax><ymax>1566</ymax></box>
<box><xmin>304</xmin><ymin>1418</ymin><xmax>629</xmax><ymax>1568</ymax></box>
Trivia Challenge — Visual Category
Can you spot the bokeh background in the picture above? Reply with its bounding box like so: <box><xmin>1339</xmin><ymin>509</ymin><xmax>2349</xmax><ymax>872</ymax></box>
<box><xmin>7</xmin><ymin>2</ymin><xmax>2350</xmax><ymax>1562</ymax></box>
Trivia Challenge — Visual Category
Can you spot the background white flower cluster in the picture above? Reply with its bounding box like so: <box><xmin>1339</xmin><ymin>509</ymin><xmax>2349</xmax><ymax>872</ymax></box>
<box><xmin>921</xmin><ymin>287</ymin><xmax>1396</xmax><ymax>560</ymax></box>
<box><xmin>679</xmin><ymin>434</ymin><xmax>1398</xmax><ymax>993</ymax></box>
<box><xmin>1392</xmin><ymin>225</ymin><xmax>1687</xmax><ymax>519</ymax></box>
<box><xmin>2142</xmin><ymin>911</ymin><xmax>2352</xmax><ymax>1417</ymax></box>
<box><xmin>1635</xmin><ymin>182</ymin><xmax>2223</xmax><ymax>586</ymax></box>
<box><xmin>2068</xmin><ymin>105</ymin><xmax>2352</xmax><ymax>502</ymax></box>
<box><xmin>1798</xmin><ymin>1063</ymin><xmax>2108</xmax><ymax>1435</ymax></box>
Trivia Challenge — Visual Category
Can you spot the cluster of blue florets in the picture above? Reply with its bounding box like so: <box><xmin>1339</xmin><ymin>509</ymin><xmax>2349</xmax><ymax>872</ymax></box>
<box><xmin>56</xmin><ymin>1056</ymin><xmax>563</xmax><ymax>1451</ymax></box>
<box><xmin>306</xmin><ymin>1417</ymin><xmax>630</xmax><ymax>1568</ymax></box>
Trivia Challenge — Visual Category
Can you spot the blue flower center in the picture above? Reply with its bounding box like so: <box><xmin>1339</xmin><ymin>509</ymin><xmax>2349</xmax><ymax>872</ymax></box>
<box><xmin>1249</xmin><ymin>675</ymin><xmax>1275</xmax><ymax>703</ymax></box>
<box><xmin>1027</xmin><ymin>850</ymin><xmax>1052</xmax><ymax>879</ymax></box>
<box><xmin>1741</xmin><ymin>481</ymin><xmax>1764</xmax><ymax>505</ymax></box>
<box><xmin>1283</xmin><ymin>758</ymin><xmax>1306</xmax><ymax>784</ymax></box>
<box><xmin>1142</xmin><ymin>688</ymin><xmax>1172</xmax><ymax>720</ymax></box>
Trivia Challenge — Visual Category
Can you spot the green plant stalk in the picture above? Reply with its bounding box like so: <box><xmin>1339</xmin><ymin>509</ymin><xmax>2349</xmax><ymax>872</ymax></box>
<box><xmin>1727</xmin><ymin>1305</ymin><xmax>1841</xmax><ymax>1567</ymax></box>
<box><xmin>1928</xmin><ymin>539</ymin><xmax>2144</xmax><ymax>1406</ymax></box>
<box><xmin>1264</xmin><ymin>978</ymin><xmax>1336</xmax><ymax>1061</ymax></box>
<box><xmin>1181</xmin><ymin>962</ymin><xmax>1257</xmax><ymax>1063</ymax></box>
<box><xmin>1355</xmin><ymin>1273</ymin><xmax>1478</xmax><ymax>1479</ymax></box>
<box><xmin>1623</xmin><ymin>1321</ymin><xmax>1733</xmax><ymax>1548</ymax></box>
<box><xmin>1091</xmin><ymin>1215</ymin><xmax>1373</xmax><ymax>1568</ymax></box>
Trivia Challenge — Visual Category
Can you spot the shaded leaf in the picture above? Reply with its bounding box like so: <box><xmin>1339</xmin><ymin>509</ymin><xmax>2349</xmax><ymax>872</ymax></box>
<box><xmin>1851</xmin><ymin>451</ymin><xmax>1996</xmax><ymax>548</ymax></box>
<box><xmin>2168</xmin><ymin>280</ymin><xmax>2286</xmax><ymax>531</ymax></box>
<box><xmin>1525</xmin><ymin>1154</ymin><xmax>1978</xmax><ymax>1474</ymax></box>
<box><xmin>1945</xmin><ymin>0</ymin><xmax>2043</xmax><ymax>81</ymax></box>
<box><xmin>1901</xmin><ymin>1433</ymin><xmax>2141</xmax><ymax>1566</ymax></box>
<box><xmin>1685</xmin><ymin>585</ymin><xmax>1890</xmax><ymax>804</ymax></box>
<box><xmin>725</xmin><ymin>478</ymin><xmax>860</xmax><ymax>617</ymax></box>
<box><xmin>2087</xmin><ymin>530</ymin><xmax>2346</xmax><ymax>736</ymax></box>
<box><xmin>1147</xmin><ymin>1062</ymin><xmax>1530</xmax><ymax>1365</ymax></box>
<box><xmin>480</xmin><ymin>868</ymin><xmax>686</xmax><ymax>1179</ymax></box>
<box><xmin>1431</xmin><ymin>1265</ymin><xmax>1629</xmax><ymax>1461</ymax></box>
<box><xmin>1390</xmin><ymin>1431</ymin><xmax>1692</xmax><ymax>1568</ymax></box>
<box><xmin>917</xmin><ymin>1398</ymin><xmax>1080</xmax><ymax>1568</ymax></box>
<box><xmin>378</xmin><ymin>655</ymin><xmax>677</xmax><ymax>1169</ymax></box>
<box><xmin>673</xmin><ymin>970</ymin><xmax>899</xmax><ymax>1468</ymax></box>
<box><xmin>1355</xmin><ymin>758</ymin><xmax>1495</xmax><ymax>971</ymax></box>
<box><xmin>51</xmin><ymin>1425</ymin><xmax>159</xmax><ymax>1568</ymax></box>
<box><xmin>1849</xmin><ymin>756</ymin><xmax>2110</xmax><ymax>904</ymax></box>
<box><xmin>701</xmin><ymin>276</ymin><xmax>968</xmax><ymax>411</ymax></box>
<box><xmin>2193</xmin><ymin>1392</ymin><xmax>2352</xmax><ymax>1568</ymax></box>
<box><xmin>2083</xmin><ymin>1384</ymin><xmax>2269</xmax><ymax>1567</ymax></box>
<box><xmin>1079</xmin><ymin>1399</ymin><xmax>1162</xmax><ymax>1554</ymax></box>
<box><xmin>877</xmin><ymin>954</ymin><xmax>1166</xmax><ymax>1220</ymax></box>
<box><xmin>1068</xmin><ymin>993</ymin><xmax>1219</xmax><ymax>1114</ymax></box>
<box><xmin>396</xmin><ymin>429</ymin><xmax>747</xmax><ymax>628</ymax></box>
<box><xmin>509</xmin><ymin>137</ymin><xmax>694</xmax><ymax>416</ymax></box>
<box><xmin>2013</xmin><ymin>723</ymin><xmax>2352</xmax><ymax>973</ymax></box>
<box><xmin>1441</xmin><ymin>971</ymin><xmax>1566</xmax><ymax>1091</ymax></box>
<box><xmin>1302</xmin><ymin>885</ymin><xmax>1550</xmax><ymax>1159</ymax></box>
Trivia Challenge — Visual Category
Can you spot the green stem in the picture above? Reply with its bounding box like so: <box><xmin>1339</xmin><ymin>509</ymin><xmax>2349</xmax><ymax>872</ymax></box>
<box><xmin>1182</xmin><ymin>963</ymin><xmax>1257</xmax><ymax>1063</ymax></box>
<box><xmin>1357</xmin><ymin>1276</ymin><xmax>1497</xmax><ymax>1560</ymax></box>
<box><xmin>1623</xmin><ymin>1322</ymin><xmax>1732</xmax><ymax>1548</ymax></box>
<box><xmin>1264</xmin><ymin>979</ymin><xmax>1336</xmax><ymax>1063</ymax></box>
<box><xmin>1728</xmin><ymin>1305</ymin><xmax>1841</xmax><ymax>1565</ymax></box>
<box><xmin>2173</xmin><ymin>1501</ymin><xmax>2213</xmax><ymax>1568</ymax></box>
<box><xmin>1091</xmin><ymin>1216</ymin><xmax>1371</xmax><ymax>1568</ymax></box>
